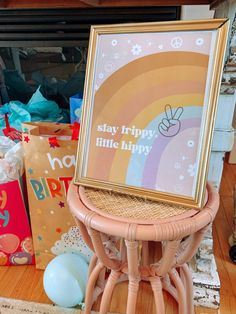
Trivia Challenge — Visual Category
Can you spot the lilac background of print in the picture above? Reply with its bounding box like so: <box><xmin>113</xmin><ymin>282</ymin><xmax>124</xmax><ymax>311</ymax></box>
<box><xmin>94</xmin><ymin>31</ymin><xmax>213</xmax><ymax>91</ymax></box>
<box><xmin>142</xmin><ymin>119</ymin><xmax>200</xmax><ymax>197</ymax></box>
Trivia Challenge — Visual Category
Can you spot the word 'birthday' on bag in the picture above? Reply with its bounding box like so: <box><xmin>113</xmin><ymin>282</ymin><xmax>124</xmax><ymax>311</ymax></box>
<box><xmin>30</xmin><ymin>177</ymin><xmax>73</xmax><ymax>201</ymax></box>
<box><xmin>47</xmin><ymin>153</ymin><xmax>76</xmax><ymax>171</ymax></box>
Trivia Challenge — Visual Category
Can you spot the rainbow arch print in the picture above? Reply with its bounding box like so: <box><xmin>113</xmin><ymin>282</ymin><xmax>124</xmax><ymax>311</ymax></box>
<box><xmin>86</xmin><ymin>49</ymin><xmax>209</xmax><ymax>198</ymax></box>
<box><xmin>74</xmin><ymin>20</ymin><xmax>230</xmax><ymax>208</ymax></box>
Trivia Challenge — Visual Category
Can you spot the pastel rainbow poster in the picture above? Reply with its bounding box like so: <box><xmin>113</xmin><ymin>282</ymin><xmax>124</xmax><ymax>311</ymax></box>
<box><xmin>85</xmin><ymin>31</ymin><xmax>214</xmax><ymax>198</ymax></box>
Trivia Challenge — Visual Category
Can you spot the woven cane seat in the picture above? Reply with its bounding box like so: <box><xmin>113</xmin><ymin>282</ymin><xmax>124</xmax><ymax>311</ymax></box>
<box><xmin>80</xmin><ymin>186</ymin><xmax>197</xmax><ymax>224</ymax></box>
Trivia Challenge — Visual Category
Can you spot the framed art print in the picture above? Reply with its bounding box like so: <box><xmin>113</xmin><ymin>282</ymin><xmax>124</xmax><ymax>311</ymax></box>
<box><xmin>75</xmin><ymin>19</ymin><xmax>229</xmax><ymax>208</ymax></box>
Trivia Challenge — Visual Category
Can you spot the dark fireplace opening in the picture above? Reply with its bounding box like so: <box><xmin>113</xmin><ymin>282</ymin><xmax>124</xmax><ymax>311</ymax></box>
<box><xmin>0</xmin><ymin>7</ymin><xmax>180</xmax><ymax>119</ymax></box>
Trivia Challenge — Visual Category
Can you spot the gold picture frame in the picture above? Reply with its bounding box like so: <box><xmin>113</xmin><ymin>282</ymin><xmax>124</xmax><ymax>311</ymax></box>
<box><xmin>74</xmin><ymin>19</ymin><xmax>229</xmax><ymax>208</ymax></box>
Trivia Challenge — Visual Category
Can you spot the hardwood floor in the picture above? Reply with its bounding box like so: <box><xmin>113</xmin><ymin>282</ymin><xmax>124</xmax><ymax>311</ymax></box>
<box><xmin>0</xmin><ymin>162</ymin><xmax>236</xmax><ymax>313</ymax></box>
<box><xmin>212</xmin><ymin>162</ymin><xmax>236</xmax><ymax>314</ymax></box>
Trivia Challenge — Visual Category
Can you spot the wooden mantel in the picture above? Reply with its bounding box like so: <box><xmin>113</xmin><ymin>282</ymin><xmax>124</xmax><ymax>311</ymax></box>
<box><xmin>0</xmin><ymin>0</ymin><xmax>225</xmax><ymax>9</ymax></box>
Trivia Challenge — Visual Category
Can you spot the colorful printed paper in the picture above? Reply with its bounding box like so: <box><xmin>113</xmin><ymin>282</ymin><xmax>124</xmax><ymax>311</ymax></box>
<box><xmin>86</xmin><ymin>31</ymin><xmax>217</xmax><ymax>198</ymax></box>
<box><xmin>0</xmin><ymin>180</ymin><xmax>34</xmax><ymax>266</ymax></box>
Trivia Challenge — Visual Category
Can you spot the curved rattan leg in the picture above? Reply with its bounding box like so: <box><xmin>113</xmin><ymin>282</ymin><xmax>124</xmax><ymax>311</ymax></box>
<box><xmin>120</xmin><ymin>239</ymin><xmax>127</xmax><ymax>262</ymax></box>
<box><xmin>97</xmin><ymin>267</ymin><xmax>106</xmax><ymax>291</ymax></box>
<box><xmin>73</xmin><ymin>216</ymin><xmax>94</xmax><ymax>251</ymax></box>
<box><xmin>84</xmin><ymin>262</ymin><xmax>104</xmax><ymax>314</ymax></box>
<box><xmin>125</xmin><ymin>240</ymin><xmax>140</xmax><ymax>314</ymax></box>
<box><xmin>162</xmin><ymin>274</ymin><xmax>178</xmax><ymax>301</ymax></box>
<box><xmin>141</xmin><ymin>241</ymin><xmax>149</xmax><ymax>266</ymax></box>
<box><xmin>176</xmin><ymin>227</ymin><xmax>209</xmax><ymax>265</ymax></box>
<box><xmin>169</xmin><ymin>268</ymin><xmax>187</xmax><ymax>314</ymax></box>
<box><xmin>126</xmin><ymin>279</ymin><xmax>140</xmax><ymax>314</ymax></box>
<box><xmin>180</xmin><ymin>264</ymin><xmax>194</xmax><ymax>314</ymax></box>
<box><xmin>88</xmin><ymin>254</ymin><xmax>98</xmax><ymax>277</ymax></box>
<box><xmin>88</xmin><ymin>227</ymin><xmax>120</xmax><ymax>270</ymax></box>
<box><xmin>149</xmin><ymin>277</ymin><xmax>165</xmax><ymax>314</ymax></box>
<box><xmin>155</xmin><ymin>240</ymin><xmax>180</xmax><ymax>277</ymax></box>
<box><xmin>99</xmin><ymin>270</ymin><xmax>121</xmax><ymax>314</ymax></box>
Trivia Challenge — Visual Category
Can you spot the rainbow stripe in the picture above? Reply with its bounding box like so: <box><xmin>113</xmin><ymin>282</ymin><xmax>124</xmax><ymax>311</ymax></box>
<box><xmin>87</xmin><ymin>51</ymin><xmax>209</xmax><ymax>196</ymax></box>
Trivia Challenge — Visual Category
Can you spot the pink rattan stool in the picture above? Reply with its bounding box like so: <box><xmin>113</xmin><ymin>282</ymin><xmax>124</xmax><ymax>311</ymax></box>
<box><xmin>67</xmin><ymin>183</ymin><xmax>219</xmax><ymax>314</ymax></box>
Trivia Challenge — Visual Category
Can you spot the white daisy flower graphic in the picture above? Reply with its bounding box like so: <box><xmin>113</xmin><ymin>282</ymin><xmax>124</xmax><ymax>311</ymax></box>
<box><xmin>174</xmin><ymin>184</ymin><xmax>183</xmax><ymax>193</ymax></box>
<box><xmin>131</xmin><ymin>44</ymin><xmax>142</xmax><ymax>56</ymax></box>
<box><xmin>174</xmin><ymin>162</ymin><xmax>181</xmax><ymax>169</ymax></box>
<box><xmin>187</xmin><ymin>140</ymin><xmax>195</xmax><ymax>148</ymax></box>
<box><xmin>104</xmin><ymin>62</ymin><xmax>114</xmax><ymax>72</ymax></box>
<box><xmin>111</xmin><ymin>39</ymin><xmax>118</xmax><ymax>46</ymax></box>
<box><xmin>98</xmin><ymin>72</ymin><xmax>104</xmax><ymax>79</ymax></box>
<box><xmin>196</xmin><ymin>38</ymin><xmax>204</xmax><ymax>46</ymax></box>
<box><xmin>179</xmin><ymin>175</ymin><xmax>184</xmax><ymax>180</ymax></box>
<box><xmin>187</xmin><ymin>163</ymin><xmax>196</xmax><ymax>177</ymax></box>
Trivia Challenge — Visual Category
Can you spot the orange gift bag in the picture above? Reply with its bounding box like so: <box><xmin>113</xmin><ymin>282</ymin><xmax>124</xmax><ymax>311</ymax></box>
<box><xmin>22</xmin><ymin>122</ymin><xmax>91</xmax><ymax>269</ymax></box>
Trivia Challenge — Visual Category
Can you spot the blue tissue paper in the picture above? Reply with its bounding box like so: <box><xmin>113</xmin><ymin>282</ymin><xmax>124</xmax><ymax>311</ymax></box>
<box><xmin>70</xmin><ymin>94</ymin><xmax>83</xmax><ymax>124</ymax></box>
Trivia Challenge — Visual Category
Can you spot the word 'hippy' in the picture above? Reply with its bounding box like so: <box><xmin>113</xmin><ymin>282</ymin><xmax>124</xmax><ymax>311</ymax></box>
<box><xmin>96</xmin><ymin>138</ymin><xmax>151</xmax><ymax>156</ymax></box>
<box><xmin>97</xmin><ymin>124</ymin><xmax>156</xmax><ymax>140</ymax></box>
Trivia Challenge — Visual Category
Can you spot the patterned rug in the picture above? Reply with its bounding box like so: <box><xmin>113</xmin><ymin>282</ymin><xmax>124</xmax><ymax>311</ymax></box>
<box><xmin>0</xmin><ymin>297</ymin><xmax>117</xmax><ymax>314</ymax></box>
<box><xmin>0</xmin><ymin>297</ymin><xmax>81</xmax><ymax>314</ymax></box>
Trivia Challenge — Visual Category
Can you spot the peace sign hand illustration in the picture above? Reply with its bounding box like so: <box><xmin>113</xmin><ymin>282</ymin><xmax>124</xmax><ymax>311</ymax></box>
<box><xmin>158</xmin><ymin>105</ymin><xmax>183</xmax><ymax>137</ymax></box>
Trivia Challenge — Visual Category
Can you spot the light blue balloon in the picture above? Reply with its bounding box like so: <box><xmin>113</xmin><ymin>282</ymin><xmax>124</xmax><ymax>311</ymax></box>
<box><xmin>43</xmin><ymin>253</ymin><xmax>88</xmax><ymax>308</ymax></box>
